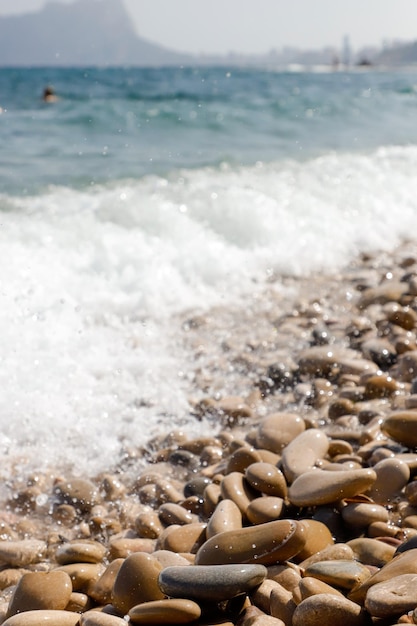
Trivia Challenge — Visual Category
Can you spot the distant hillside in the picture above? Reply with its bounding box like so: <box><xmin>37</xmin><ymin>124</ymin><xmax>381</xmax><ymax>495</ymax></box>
<box><xmin>0</xmin><ymin>0</ymin><xmax>194</xmax><ymax>66</ymax></box>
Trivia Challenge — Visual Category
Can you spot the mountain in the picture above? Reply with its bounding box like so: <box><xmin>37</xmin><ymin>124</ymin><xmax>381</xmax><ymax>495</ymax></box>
<box><xmin>0</xmin><ymin>0</ymin><xmax>194</xmax><ymax>67</ymax></box>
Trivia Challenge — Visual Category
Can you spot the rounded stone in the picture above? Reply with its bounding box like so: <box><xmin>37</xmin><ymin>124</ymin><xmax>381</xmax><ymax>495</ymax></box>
<box><xmin>288</xmin><ymin>468</ymin><xmax>377</xmax><ymax>507</ymax></box>
<box><xmin>295</xmin><ymin>520</ymin><xmax>334</xmax><ymax>561</ymax></box>
<box><xmin>135</xmin><ymin>511</ymin><xmax>164</xmax><ymax>539</ymax></box>
<box><xmin>349</xmin><ymin>548</ymin><xmax>417</xmax><ymax>604</ymax></box>
<box><xmin>79</xmin><ymin>612</ymin><xmax>128</xmax><ymax>626</ymax></box>
<box><xmin>157</xmin><ymin>522</ymin><xmax>207</xmax><ymax>554</ymax></box>
<box><xmin>158</xmin><ymin>564</ymin><xmax>267</xmax><ymax>601</ymax></box>
<box><xmin>256</xmin><ymin>413</ymin><xmax>305</xmax><ymax>454</ymax></box>
<box><xmin>341</xmin><ymin>502</ymin><xmax>389</xmax><ymax>528</ymax></box>
<box><xmin>129</xmin><ymin>598</ymin><xmax>201</xmax><ymax>624</ymax></box>
<box><xmin>304</xmin><ymin>559</ymin><xmax>371</xmax><ymax>591</ymax></box>
<box><xmin>88</xmin><ymin>559</ymin><xmax>124</xmax><ymax>605</ymax></box>
<box><xmin>292</xmin><ymin>593</ymin><xmax>366</xmax><ymax>626</ymax></box>
<box><xmin>365</xmin><ymin>573</ymin><xmax>417</xmax><ymax>618</ymax></box>
<box><xmin>55</xmin><ymin>541</ymin><xmax>107</xmax><ymax>565</ymax></box>
<box><xmin>226</xmin><ymin>447</ymin><xmax>263</xmax><ymax>474</ymax></box>
<box><xmin>220</xmin><ymin>472</ymin><xmax>257</xmax><ymax>519</ymax></box>
<box><xmin>54</xmin><ymin>564</ymin><xmax>104</xmax><ymax>594</ymax></box>
<box><xmin>281</xmin><ymin>429</ymin><xmax>329</xmax><ymax>483</ymax></box>
<box><xmin>347</xmin><ymin>538</ymin><xmax>396</xmax><ymax>567</ymax></box>
<box><xmin>366</xmin><ymin>457</ymin><xmax>410</xmax><ymax>504</ymax></box>
<box><xmin>2</xmin><ymin>610</ymin><xmax>81</xmax><ymax>625</ymax></box>
<box><xmin>206</xmin><ymin>499</ymin><xmax>242</xmax><ymax>539</ymax></box>
<box><xmin>112</xmin><ymin>552</ymin><xmax>164</xmax><ymax>614</ymax></box>
<box><xmin>53</xmin><ymin>478</ymin><xmax>100</xmax><ymax>512</ymax></box>
<box><xmin>297</xmin><ymin>577</ymin><xmax>345</xmax><ymax>601</ymax></box>
<box><xmin>6</xmin><ymin>571</ymin><xmax>72</xmax><ymax>617</ymax></box>
<box><xmin>0</xmin><ymin>540</ymin><xmax>47</xmax><ymax>567</ymax></box>
<box><xmin>195</xmin><ymin>519</ymin><xmax>306</xmax><ymax>566</ymax></box>
<box><xmin>158</xmin><ymin>503</ymin><xmax>197</xmax><ymax>526</ymax></box>
<box><xmin>245</xmin><ymin>463</ymin><xmax>287</xmax><ymax>499</ymax></box>
<box><xmin>382</xmin><ymin>411</ymin><xmax>417</xmax><ymax>448</ymax></box>
<box><xmin>246</xmin><ymin>497</ymin><xmax>284</xmax><ymax>524</ymax></box>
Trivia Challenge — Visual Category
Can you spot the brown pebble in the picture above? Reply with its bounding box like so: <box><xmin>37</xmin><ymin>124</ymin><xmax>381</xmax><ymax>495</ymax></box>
<box><xmin>195</xmin><ymin>519</ymin><xmax>306</xmax><ymax>566</ymax></box>
<box><xmin>365</xmin><ymin>573</ymin><xmax>417</xmax><ymax>618</ymax></box>
<box><xmin>135</xmin><ymin>510</ymin><xmax>164</xmax><ymax>539</ymax></box>
<box><xmin>347</xmin><ymin>538</ymin><xmax>396</xmax><ymax>567</ymax></box>
<box><xmin>206</xmin><ymin>499</ymin><xmax>242</xmax><ymax>539</ymax></box>
<box><xmin>367</xmin><ymin>457</ymin><xmax>410</xmax><ymax>504</ymax></box>
<box><xmin>88</xmin><ymin>559</ymin><xmax>124</xmax><ymax>605</ymax></box>
<box><xmin>304</xmin><ymin>559</ymin><xmax>371</xmax><ymax>590</ymax></box>
<box><xmin>0</xmin><ymin>540</ymin><xmax>47</xmax><ymax>567</ymax></box>
<box><xmin>128</xmin><ymin>598</ymin><xmax>201</xmax><ymax>624</ymax></box>
<box><xmin>288</xmin><ymin>468</ymin><xmax>377</xmax><ymax>507</ymax></box>
<box><xmin>281</xmin><ymin>429</ymin><xmax>329</xmax><ymax>483</ymax></box>
<box><xmin>269</xmin><ymin>582</ymin><xmax>297</xmax><ymax>624</ymax></box>
<box><xmin>245</xmin><ymin>463</ymin><xmax>287</xmax><ymax>498</ymax></box>
<box><xmin>382</xmin><ymin>411</ymin><xmax>417</xmax><ymax>448</ymax></box>
<box><xmin>6</xmin><ymin>571</ymin><xmax>72</xmax><ymax>617</ymax></box>
<box><xmin>246</xmin><ymin>497</ymin><xmax>284</xmax><ymax>524</ymax></box>
<box><xmin>55</xmin><ymin>563</ymin><xmax>104</xmax><ymax>594</ymax></box>
<box><xmin>65</xmin><ymin>591</ymin><xmax>91</xmax><ymax>613</ymax></box>
<box><xmin>55</xmin><ymin>540</ymin><xmax>106</xmax><ymax>565</ymax></box>
<box><xmin>79</xmin><ymin>611</ymin><xmax>128</xmax><ymax>625</ymax></box>
<box><xmin>341</xmin><ymin>502</ymin><xmax>389</xmax><ymax>527</ymax></box>
<box><xmin>226</xmin><ymin>447</ymin><xmax>263</xmax><ymax>474</ymax></box>
<box><xmin>292</xmin><ymin>593</ymin><xmax>366</xmax><ymax>626</ymax></box>
<box><xmin>238</xmin><ymin>605</ymin><xmax>285</xmax><ymax>626</ymax></box>
<box><xmin>256</xmin><ymin>413</ymin><xmax>305</xmax><ymax>454</ymax></box>
<box><xmin>108</xmin><ymin>537</ymin><xmax>155</xmax><ymax>559</ymax></box>
<box><xmin>220</xmin><ymin>472</ymin><xmax>257</xmax><ymax>519</ymax></box>
<box><xmin>2</xmin><ymin>610</ymin><xmax>81</xmax><ymax>625</ymax></box>
<box><xmin>53</xmin><ymin>478</ymin><xmax>100</xmax><ymax>513</ymax></box>
<box><xmin>157</xmin><ymin>522</ymin><xmax>207</xmax><ymax>554</ymax></box>
<box><xmin>111</xmin><ymin>552</ymin><xmax>164</xmax><ymax>614</ymax></box>
<box><xmin>158</xmin><ymin>503</ymin><xmax>197</xmax><ymax>526</ymax></box>
<box><xmin>296</xmin><ymin>576</ymin><xmax>345</xmax><ymax>602</ymax></box>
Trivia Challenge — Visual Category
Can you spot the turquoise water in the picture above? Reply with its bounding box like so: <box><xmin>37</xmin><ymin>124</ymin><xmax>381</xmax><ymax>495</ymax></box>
<box><xmin>1</xmin><ymin>67</ymin><xmax>417</xmax><ymax>192</ymax></box>
<box><xmin>2</xmin><ymin>66</ymin><xmax>417</xmax><ymax>474</ymax></box>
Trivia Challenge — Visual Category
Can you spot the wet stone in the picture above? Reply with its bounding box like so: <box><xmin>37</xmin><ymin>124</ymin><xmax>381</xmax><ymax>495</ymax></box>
<box><xmin>111</xmin><ymin>552</ymin><xmax>164</xmax><ymax>614</ymax></box>
<box><xmin>304</xmin><ymin>559</ymin><xmax>371</xmax><ymax>591</ymax></box>
<box><xmin>382</xmin><ymin>410</ymin><xmax>417</xmax><ymax>448</ymax></box>
<box><xmin>2</xmin><ymin>610</ymin><xmax>81</xmax><ymax>626</ymax></box>
<box><xmin>288</xmin><ymin>468</ymin><xmax>377</xmax><ymax>507</ymax></box>
<box><xmin>206</xmin><ymin>498</ymin><xmax>242</xmax><ymax>539</ymax></box>
<box><xmin>158</xmin><ymin>564</ymin><xmax>267</xmax><ymax>602</ymax></box>
<box><xmin>244</xmin><ymin>463</ymin><xmax>287</xmax><ymax>499</ymax></box>
<box><xmin>292</xmin><ymin>593</ymin><xmax>367</xmax><ymax>626</ymax></box>
<box><xmin>128</xmin><ymin>598</ymin><xmax>202</xmax><ymax>624</ymax></box>
<box><xmin>54</xmin><ymin>540</ymin><xmax>107</xmax><ymax>565</ymax></box>
<box><xmin>79</xmin><ymin>612</ymin><xmax>128</xmax><ymax>626</ymax></box>
<box><xmin>347</xmin><ymin>537</ymin><xmax>396</xmax><ymax>567</ymax></box>
<box><xmin>195</xmin><ymin>519</ymin><xmax>306</xmax><ymax>566</ymax></box>
<box><xmin>6</xmin><ymin>571</ymin><xmax>73</xmax><ymax>617</ymax></box>
<box><xmin>53</xmin><ymin>478</ymin><xmax>100</xmax><ymax>513</ymax></box>
<box><xmin>256</xmin><ymin>413</ymin><xmax>305</xmax><ymax>454</ymax></box>
<box><xmin>246</xmin><ymin>496</ymin><xmax>284</xmax><ymax>524</ymax></box>
<box><xmin>0</xmin><ymin>540</ymin><xmax>47</xmax><ymax>567</ymax></box>
<box><xmin>365</xmin><ymin>573</ymin><xmax>417</xmax><ymax>618</ymax></box>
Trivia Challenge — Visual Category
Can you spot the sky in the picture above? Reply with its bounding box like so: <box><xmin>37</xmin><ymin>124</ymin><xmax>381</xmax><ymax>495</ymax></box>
<box><xmin>2</xmin><ymin>0</ymin><xmax>417</xmax><ymax>55</ymax></box>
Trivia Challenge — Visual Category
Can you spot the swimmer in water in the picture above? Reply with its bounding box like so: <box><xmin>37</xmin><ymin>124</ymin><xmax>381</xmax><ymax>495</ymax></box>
<box><xmin>43</xmin><ymin>86</ymin><xmax>59</xmax><ymax>102</ymax></box>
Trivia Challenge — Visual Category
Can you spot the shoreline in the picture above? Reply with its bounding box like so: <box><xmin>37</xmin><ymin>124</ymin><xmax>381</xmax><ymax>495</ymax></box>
<box><xmin>2</xmin><ymin>240</ymin><xmax>417</xmax><ymax>623</ymax></box>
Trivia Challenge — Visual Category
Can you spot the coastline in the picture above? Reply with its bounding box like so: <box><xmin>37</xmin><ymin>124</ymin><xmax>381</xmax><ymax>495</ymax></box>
<box><xmin>2</xmin><ymin>239</ymin><xmax>417</xmax><ymax>623</ymax></box>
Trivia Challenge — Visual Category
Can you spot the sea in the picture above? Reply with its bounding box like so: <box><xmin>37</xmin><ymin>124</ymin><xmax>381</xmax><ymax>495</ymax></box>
<box><xmin>1</xmin><ymin>65</ymin><xmax>417</xmax><ymax>478</ymax></box>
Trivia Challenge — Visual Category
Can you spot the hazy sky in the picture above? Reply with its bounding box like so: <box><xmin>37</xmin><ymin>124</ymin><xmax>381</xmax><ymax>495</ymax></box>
<box><xmin>2</xmin><ymin>0</ymin><xmax>417</xmax><ymax>55</ymax></box>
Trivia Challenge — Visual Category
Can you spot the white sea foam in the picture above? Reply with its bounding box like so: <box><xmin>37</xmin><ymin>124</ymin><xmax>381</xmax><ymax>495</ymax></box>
<box><xmin>1</xmin><ymin>145</ymin><xmax>417</xmax><ymax>475</ymax></box>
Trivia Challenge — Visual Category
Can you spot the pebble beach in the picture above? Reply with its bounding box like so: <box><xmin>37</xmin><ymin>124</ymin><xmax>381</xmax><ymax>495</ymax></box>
<box><xmin>2</xmin><ymin>242</ymin><xmax>417</xmax><ymax>625</ymax></box>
